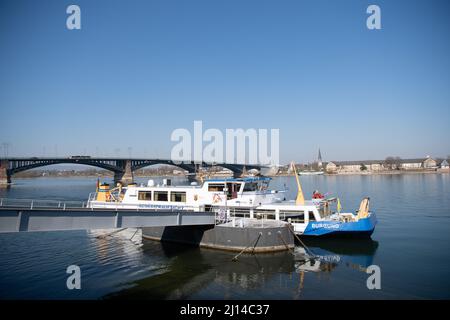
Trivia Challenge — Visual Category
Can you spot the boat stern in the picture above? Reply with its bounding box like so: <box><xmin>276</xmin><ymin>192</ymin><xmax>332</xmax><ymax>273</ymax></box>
<box><xmin>302</xmin><ymin>212</ymin><xmax>377</xmax><ymax>238</ymax></box>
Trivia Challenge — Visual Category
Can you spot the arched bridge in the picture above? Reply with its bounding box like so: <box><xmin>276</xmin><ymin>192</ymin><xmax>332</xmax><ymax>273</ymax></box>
<box><xmin>0</xmin><ymin>157</ymin><xmax>266</xmax><ymax>184</ymax></box>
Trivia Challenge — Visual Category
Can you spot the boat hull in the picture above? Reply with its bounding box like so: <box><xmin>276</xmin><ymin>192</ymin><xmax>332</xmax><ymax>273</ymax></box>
<box><xmin>298</xmin><ymin>171</ymin><xmax>324</xmax><ymax>175</ymax></box>
<box><xmin>142</xmin><ymin>219</ymin><xmax>295</xmax><ymax>253</ymax></box>
<box><xmin>301</xmin><ymin>213</ymin><xmax>377</xmax><ymax>238</ymax></box>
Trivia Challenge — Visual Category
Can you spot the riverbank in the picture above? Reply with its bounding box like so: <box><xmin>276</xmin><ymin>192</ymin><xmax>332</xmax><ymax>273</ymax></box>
<box><xmin>276</xmin><ymin>169</ymin><xmax>449</xmax><ymax>177</ymax></box>
<box><xmin>326</xmin><ymin>169</ymin><xmax>449</xmax><ymax>176</ymax></box>
<box><xmin>9</xmin><ymin>168</ymin><xmax>450</xmax><ymax>181</ymax></box>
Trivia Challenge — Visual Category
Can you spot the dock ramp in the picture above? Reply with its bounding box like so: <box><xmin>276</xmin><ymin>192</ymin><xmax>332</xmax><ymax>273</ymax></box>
<box><xmin>0</xmin><ymin>198</ymin><xmax>215</xmax><ymax>233</ymax></box>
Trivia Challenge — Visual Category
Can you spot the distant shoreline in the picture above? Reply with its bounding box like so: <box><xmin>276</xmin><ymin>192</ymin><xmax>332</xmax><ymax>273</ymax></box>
<box><xmin>11</xmin><ymin>174</ymin><xmax>187</xmax><ymax>179</ymax></box>
<box><xmin>273</xmin><ymin>170</ymin><xmax>449</xmax><ymax>177</ymax></box>
<box><xmin>9</xmin><ymin>170</ymin><xmax>449</xmax><ymax>180</ymax></box>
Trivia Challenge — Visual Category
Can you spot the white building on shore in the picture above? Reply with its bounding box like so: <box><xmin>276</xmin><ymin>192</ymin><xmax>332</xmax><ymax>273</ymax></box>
<box><xmin>324</xmin><ymin>156</ymin><xmax>445</xmax><ymax>173</ymax></box>
<box><xmin>439</xmin><ymin>159</ymin><xmax>449</xmax><ymax>170</ymax></box>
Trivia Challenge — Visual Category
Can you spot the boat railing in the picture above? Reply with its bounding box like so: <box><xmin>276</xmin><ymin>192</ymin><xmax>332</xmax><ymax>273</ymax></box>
<box><xmin>0</xmin><ymin>197</ymin><xmax>203</xmax><ymax>213</ymax></box>
<box><xmin>87</xmin><ymin>192</ymin><xmax>121</xmax><ymax>203</ymax></box>
<box><xmin>287</xmin><ymin>217</ymin><xmax>305</xmax><ymax>224</ymax></box>
<box><xmin>211</xmin><ymin>206</ymin><xmax>286</xmax><ymax>228</ymax></box>
<box><xmin>88</xmin><ymin>192</ymin><xmax>96</xmax><ymax>203</ymax></box>
<box><xmin>229</xmin><ymin>207</ymin><xmax>252</xmax><ymax>218</ymax></box>
<box><xmin>0</xmin><ymin>198</ymin><xmax>87</xmax><ymax>210</ymax></box>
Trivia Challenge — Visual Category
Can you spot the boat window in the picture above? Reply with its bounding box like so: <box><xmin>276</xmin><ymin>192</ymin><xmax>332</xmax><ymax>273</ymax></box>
<box><xmin>259</xmin><ymin>180</ymin><xmax>270</xmax><ymax>191</ymax></box>
<box><xmin>226</xmin><ymin>183</ymin><xmax>239</xmax><ymax>200</ymax></box>
<box><xmin>243</xmin><ymin>183</ymin><xmax>257</xmax><ymax>192</ymax></box>
<box><xmin>308</xmin><ymin>211</ymin><xmax>316</xmax><ymax>221</ymax></box>
<box><xmin>154</xmin><ymin>191</ymin><xmax>168</xmax><ymax>201</ymax></box>
<box><xmin>208</xmin><ymin>183</ymin><xmax>225</xmax><ymax>192</ymax></box>
<box><xmin>170</xmin><ymin>191</ymin><xmax>186</xmax><ymax>202</ymax></box>
<box><xmin>280</xmin><ymin>211</ymin><xmax>305</xmax><ymax>223</ymax></box>
<box><xmin>138</xmin><ymin>191</ymin><xmax>152</xmax><ymax>201</ymax></box>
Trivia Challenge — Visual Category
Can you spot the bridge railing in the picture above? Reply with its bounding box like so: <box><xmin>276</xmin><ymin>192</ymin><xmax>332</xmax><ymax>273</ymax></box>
<box><xmin>0</xmin><ymin>198</ymin><xmax>87</xmax><ymax>210</ymax></box>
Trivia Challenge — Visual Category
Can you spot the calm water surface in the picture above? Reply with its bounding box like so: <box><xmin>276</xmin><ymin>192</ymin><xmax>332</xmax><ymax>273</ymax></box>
<box><xmin>0</xmin><ymin>174</ymin><xmax>449</xmax><ymax>299</ymax></box>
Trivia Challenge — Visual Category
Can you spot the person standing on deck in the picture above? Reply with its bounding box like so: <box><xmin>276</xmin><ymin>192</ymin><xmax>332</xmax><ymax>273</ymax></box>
<box><xmin>312</xmin><ymin>190</ymin><xmax>324</xmax><ymax>199</ymax></box>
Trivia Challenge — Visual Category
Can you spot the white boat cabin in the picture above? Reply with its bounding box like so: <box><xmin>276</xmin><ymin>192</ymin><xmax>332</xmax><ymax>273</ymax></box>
<box><xmin>89</xmin><ymin>177</ymin><xmax>285</xmax><ymax>210</ymax></box>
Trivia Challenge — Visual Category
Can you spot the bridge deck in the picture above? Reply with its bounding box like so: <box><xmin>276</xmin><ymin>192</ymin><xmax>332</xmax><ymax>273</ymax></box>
<box><xmin>0</xmin><ymin>207</ymin><xmax>215</xmax><ymax>233</ymax></box>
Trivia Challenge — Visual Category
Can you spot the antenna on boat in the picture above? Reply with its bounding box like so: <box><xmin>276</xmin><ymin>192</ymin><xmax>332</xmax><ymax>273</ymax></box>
<box><xmin>290</xmin><ymin>161</ymin><xmax>305</xmax><ymax>205</ymax></box>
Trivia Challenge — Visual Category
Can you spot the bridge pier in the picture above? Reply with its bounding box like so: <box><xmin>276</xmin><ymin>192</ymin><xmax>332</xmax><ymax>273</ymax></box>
<box><xmin>114</xmin><ymin>160</ymin><xmax>134</xmax><ymax>185</ymax></box>
<box><xmin>0</xmin><ymin>160</ymin><xmax>11</xmax><ymax>185</ymax></box>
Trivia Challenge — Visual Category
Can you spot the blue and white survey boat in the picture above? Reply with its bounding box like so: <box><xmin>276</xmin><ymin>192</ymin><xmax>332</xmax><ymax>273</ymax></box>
<box><xmin>266</xmin><ymin>163</ymin><xmax>377</xmax><ymax>237</ymax></box>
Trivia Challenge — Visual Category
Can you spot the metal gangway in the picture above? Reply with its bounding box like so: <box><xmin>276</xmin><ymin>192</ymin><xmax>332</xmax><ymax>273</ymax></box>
<box><xmin>0</xmin><ymin>198</ymin><xmax>215</xmax><ymax>233</ymax></box>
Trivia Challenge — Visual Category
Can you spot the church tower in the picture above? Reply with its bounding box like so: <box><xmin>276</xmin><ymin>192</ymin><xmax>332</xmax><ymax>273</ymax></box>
<box><xmin>318</xmin><ymin>148</ymin><xmax>323</xmax><ymax>168</ymax></box>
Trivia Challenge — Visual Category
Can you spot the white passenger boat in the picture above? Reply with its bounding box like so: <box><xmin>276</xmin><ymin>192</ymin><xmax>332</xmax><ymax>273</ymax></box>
<box><xmin>298</xmin><ymin>170</ymin><xmax>324</xmax><ymax>175</ymax></box>
<box><xmin>87</xmin><ymin>164</ymin><xmax>376</xmax><ymax>238</ymax></box>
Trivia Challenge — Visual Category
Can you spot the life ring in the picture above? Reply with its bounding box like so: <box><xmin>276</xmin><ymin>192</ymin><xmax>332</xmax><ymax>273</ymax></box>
<box><xmin>213</xmin><ymin>193</ymin><xmax>222</xmax><ymax>204</ymax></box>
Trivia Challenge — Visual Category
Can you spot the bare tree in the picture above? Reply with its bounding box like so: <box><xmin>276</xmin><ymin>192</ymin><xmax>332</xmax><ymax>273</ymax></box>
<box><xmin>394</xmin><ymin>156</ymin><xmax>402</xmax><ymax>170</ymax></box>
<box><xmin>384</xmin><ymin>157</ymin><xmax>395</xmax><ymax>170</ymax></box>
<box><xmin>385</xmin><ymin>156</ymin><xmax>402</xmax><ymax>170</ymax></box>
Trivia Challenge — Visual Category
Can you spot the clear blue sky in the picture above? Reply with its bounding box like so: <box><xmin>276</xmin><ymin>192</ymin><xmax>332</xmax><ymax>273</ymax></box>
<box><xmin>1</xmin><ymin>0</ymin><xmax>449</xmax><ymax>163</ymax></box>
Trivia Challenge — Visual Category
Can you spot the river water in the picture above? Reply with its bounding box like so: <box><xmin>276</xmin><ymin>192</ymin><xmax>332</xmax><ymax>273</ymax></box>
<box><xmin>0</xmin><ymin>174</ymin><xmax>449</xmax><ymax>299</ymax></box>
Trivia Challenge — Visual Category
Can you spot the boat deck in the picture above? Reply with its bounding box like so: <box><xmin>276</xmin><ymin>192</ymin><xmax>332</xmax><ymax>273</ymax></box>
<box><xmin>219</xmin><ymin>218</ymin><xmax>289</xmax><ymax>228</ymax></box>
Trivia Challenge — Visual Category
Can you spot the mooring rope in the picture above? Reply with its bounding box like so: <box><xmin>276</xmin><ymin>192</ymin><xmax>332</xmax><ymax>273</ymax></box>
<box><xmin>277</xmin><ymin>231</ymin><xmax>295</xmax><ymax>255</ymax></box>
<box><xmin>232</xmin><ymin>232</ymin><xmax>262</xmax><ymax>262</ymax></box>
<box><xmin>129</xmin><ymin>228</ymin><xmax>140</xmax><ymax>242</ymax></box>
<box><xmin>287</xmin><ymin>224</ymin><xmax>316</xmax><ymax>258</ymax></box>
<box><xmin>251</xmin><ymin>232</ymin><xmax>262</xmax><ymax>254</ymax></box>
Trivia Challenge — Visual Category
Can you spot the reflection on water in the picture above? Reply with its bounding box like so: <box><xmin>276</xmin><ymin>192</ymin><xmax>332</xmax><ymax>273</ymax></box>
<box><xmin>302</xmin><ymin>238</ymin><xmax>379</xmax><ymax>269</ymax></box>
<box><xmin>106</xmin><ymin>238</ymin><xmax>379</xmax><ymax>300</ymax></box>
